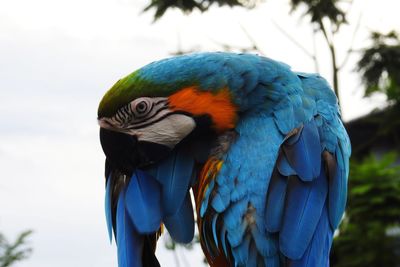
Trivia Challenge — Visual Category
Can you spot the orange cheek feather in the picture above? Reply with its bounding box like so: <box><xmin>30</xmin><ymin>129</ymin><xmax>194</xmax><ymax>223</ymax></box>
<box><xmin>168</xmin><ymin>87</ymin><xmax>237</xmax><ymax>132</ymax></box>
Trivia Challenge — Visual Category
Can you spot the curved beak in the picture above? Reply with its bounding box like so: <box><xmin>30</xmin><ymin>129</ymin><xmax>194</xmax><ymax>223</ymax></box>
<box><xmin>99</xmin><ymin>128</ymin><xmax>171</xmax><ymax>177</ymax></box>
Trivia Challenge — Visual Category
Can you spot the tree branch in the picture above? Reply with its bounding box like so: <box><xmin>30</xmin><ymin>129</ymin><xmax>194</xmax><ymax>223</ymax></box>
<box><xmin>339</xmin><ymin>10</ymin><xmax>363</xmax><ymax>69</ymax></box>
<box><xmin>272</xmin><ymin>20</ymin><xmax>318</xmax><ymax>69</ymax></box>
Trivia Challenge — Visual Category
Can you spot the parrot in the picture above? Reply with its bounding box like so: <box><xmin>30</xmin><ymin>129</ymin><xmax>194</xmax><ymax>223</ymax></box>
<box><xmin>97</xmin><ymin>52</ymin><xmax>351</xmax><ymax>267</ymax></box>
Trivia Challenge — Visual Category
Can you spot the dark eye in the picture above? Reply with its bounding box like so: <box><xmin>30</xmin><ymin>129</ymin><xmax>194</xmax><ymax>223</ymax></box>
<box><xmin>132</xmin><ymin>99</ymin><xmax>152</xmax><ymax>118</ymax></box>
<box><xmin>136</xmin><ymin>101</ymin><xmax>147</xmax><ymax>113</ymax></box>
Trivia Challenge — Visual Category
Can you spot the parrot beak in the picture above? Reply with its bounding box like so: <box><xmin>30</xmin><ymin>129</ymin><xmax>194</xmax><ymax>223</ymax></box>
<box><xmin>99</xmin><ymin>127</ymin><xmax>171</xmax><ymax>176</ymax></box>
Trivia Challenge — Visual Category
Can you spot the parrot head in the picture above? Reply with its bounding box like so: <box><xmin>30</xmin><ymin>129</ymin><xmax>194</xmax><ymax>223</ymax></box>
<box><xmin>98</xmin><ymin>55</ymin><xmax>237</xmax><ymax>176</ymax></box>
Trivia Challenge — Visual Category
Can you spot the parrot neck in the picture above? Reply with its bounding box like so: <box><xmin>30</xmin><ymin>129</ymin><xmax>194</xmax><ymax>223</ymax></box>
<box><xmin>195</xmin><ymin>131</ymin><xmax>237</xmax><ymax>212</ymax></box>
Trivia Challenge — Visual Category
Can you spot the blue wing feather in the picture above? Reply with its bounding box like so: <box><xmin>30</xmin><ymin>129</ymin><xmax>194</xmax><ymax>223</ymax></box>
<box><xmin>327</xmin><ymin>144</ymin><xmax>348</xmax><ymax>229</ymax></box>
<box><xmin>288</xmin><ymin>203</ymin><xmax>332</xmax><ymax>267</ymax></box>
<box><xmin>283</xmin><ymin>120</ymin><xmax>322</xmax><ymax>181</ymax></box>
<box><xmin>125</xmin><ymin>170</ymin><xmax>162</xmax><ymax>233</ymax></box>
<box><xmin>280</xmin><ymin>161</ymin><xmax>328</xmax><ymax>259</ymax></box>
<box><xmin>265</xmin><ymin>168</ymin><xmax>288</xmax><ymax>232</ymax></box>
<box><xmin>163</xmin><ymin>192</ymin><xmax>195</xmax><ymax>243</ymax></box>
<box><xmin>152</xmin><ymin>147</ymin><xmax>195</xmax><ymax>216</ymax></box>
<box><xmin>232</xmin><ymin>234</ymin><xmax>251</xmax><ymax>264</ymax></box>
<box><xmin>276</xmin><ymin>153</ymin><xmax>296</xmax><ymax>177</ymax></box>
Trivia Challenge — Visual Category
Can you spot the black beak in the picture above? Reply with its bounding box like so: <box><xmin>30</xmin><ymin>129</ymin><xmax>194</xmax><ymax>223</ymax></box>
<box><xmin>99</xmin><ymin>128</ymin><xmax>171</xmax><ymax>177</ymax></box>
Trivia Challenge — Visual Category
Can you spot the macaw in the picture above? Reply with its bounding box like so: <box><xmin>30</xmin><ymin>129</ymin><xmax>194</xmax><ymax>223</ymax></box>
<box><xmin>97</xmin><ymin>52</ymin><xmax>351</xmax><ymax>267</ymax></box>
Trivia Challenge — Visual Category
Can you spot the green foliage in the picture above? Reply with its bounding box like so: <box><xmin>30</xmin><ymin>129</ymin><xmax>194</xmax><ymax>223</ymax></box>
<box><xmin>0</xmin><ymin>230</ymin><xmax>33</xmax><ymax>267</ymax></box>
<box><xmin>144</xmin><ymin>0</ymin><xmax>261</xmax><ymax>20</ymax></box>
<box><xmin>164</xmin><ymin>231</ymin><xmax>198</xmax><ymax>251</ymax></box>
<box><xmin>290</xmin><ymin>0</ymin><xmax>346</xmax><ymax>29</ymax></box>
<box><xmin>358</xmin><ymin>31</ymin><xmax>400</xmax><ymax>104</ymax></box>
<box><xmin>332</xmin><ymin>153</ymin><xmax>400</xmax><ymax>267</ymax></box>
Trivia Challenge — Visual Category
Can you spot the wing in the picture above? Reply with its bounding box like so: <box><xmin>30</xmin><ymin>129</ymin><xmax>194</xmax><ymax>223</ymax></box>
<box><xmin>274</xmin><ymin>73</ymin><xmax>350</xmax><ymax>265</ymax></box>
<box><xmin>197</xmin><ymin>73</ymin><xmax>350</xmax><ymax>267</ymax></box>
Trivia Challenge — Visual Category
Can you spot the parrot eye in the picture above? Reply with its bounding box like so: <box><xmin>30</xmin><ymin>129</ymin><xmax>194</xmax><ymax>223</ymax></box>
<box><xmin>132</xmin><ymin>99</ymin><xmax>151</xmax><ymax>118</ymax></box>
<box><xmin>136</xmin><ymin>101</ymin><xmax>148</xmax><ymax>114</ymax></box>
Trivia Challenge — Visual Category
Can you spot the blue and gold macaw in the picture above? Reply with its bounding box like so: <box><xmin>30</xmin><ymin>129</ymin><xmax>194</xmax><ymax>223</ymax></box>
<box><xmin>97</xmin><ymin>52</ymin><xmax>351</xmax><ymax>267</ymax></box>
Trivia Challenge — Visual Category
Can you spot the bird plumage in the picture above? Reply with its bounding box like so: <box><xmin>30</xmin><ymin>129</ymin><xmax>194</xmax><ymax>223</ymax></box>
<box><xmin>98</xmin><ymin>52</ymin><xmax>351</xmax><ymax>267</ymax></box>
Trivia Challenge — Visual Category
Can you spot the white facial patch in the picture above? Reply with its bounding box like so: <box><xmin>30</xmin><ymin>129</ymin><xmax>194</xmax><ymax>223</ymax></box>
<box><xmin>128</xmin><ymin>114</ymin><xmax>196</xmax><ymax>148</ymax></box>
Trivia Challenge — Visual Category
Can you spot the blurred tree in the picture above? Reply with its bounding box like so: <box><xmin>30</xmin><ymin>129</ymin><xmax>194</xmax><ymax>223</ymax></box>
<box><xmin>345</xmin><ymin>30</ymin><xmax>400</xmax><ymax>156</ymax></box>
<box><xmin>145</xmin><ymin>0</ymin><xmax>260</xmax><ymax>20</ymax></box>
<box><xmin>290</xmin><ymin>0</ymin><xmax>345</xmax><ymax>27</ymax></box>
<box><xmin>358</xmin><ymin>31</ymin><xmax>400</xmax><ymax>104</ymax></box>
<box><xmin>163</xmin><ymin>231</ymin><xmax>206</xmax><ymax>266</ymax></box>
<box><xmin>0</xmin><ymin>230</ymin><xmax>33</xmax><ymax>267</ymax></box>
<box><xmin>289</xmin><ymin>0</ymin><xmax>354</xmax><ymax>106</ymax></box>
<box><xmin>331</xmin><ymin>153</ymin><xmax>400</xmax><ymax>267</ymax></box>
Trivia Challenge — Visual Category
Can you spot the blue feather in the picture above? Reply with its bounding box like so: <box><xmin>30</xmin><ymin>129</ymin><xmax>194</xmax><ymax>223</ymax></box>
<box><xmin>264</xmin><ymin>255</ymin><xmax>280</xmax><ymax>267</ymax></box>
<box><xmin>200</xmin><ymin>179</ymin><xmax>215</xmax><ymax>217</ymax></box>
<box><xmin>211</xmin><ymin>191</ymin><xmax>230</xmax><ymax>213</ymax></box>
<box><xmin>226</xmin><ymin>219</ymin><xmax>248</xmax><ymax>248</ymax></box>
<box><xmin>152</xmin><ymin>147</ymin><xmax>195</xmax><ymax>216</ymax></box>
<box><xmin>274</xmin><ymin>105</ymin><xmax>295</xmax><ymax>134</ymax></box>
<box><xmin>288</xmin><ymin>204</ymin><xmax>332</xmax><ymax>267</ymax></box>
<box><xmin>247</xmin><ymin>242</ymin><xmax>258</xmax><ymax>267</ymax></box>
<box><xmin>283</xmin><ymin>120</ymin><xmax>322</xmax><ymax>181</ymax></box>
<box><xmin>125</xmin><ymin>170</ymin><xmax>162</xmax><ymax>234</ymax></box>
<box><xmin>163</xmin><ymin>192</ymin><xmax>194</xmax><ymax>243</ymax></box>
<box><xmin>276</xmin><ymin>153</ymin><xmax>296</xmax><ymax>177</ymax></box>
<box><xmin>280</xmin><ymin>161</ymin><xmax>328</xmax><ymax>259</ymax></box>
<box><xmin>224</xmin><ymin>198</ymin><xmax>249</xmax><ymax>233</ymax></box>
<box><xmin>328</xmin><ymin>146</ymin><xmax>348</xmax><ymax>229</ymax></box>
<box><xmin>265</xmin><ymin>169</ymin><xmax>288</xmax><ymax>232</ymax></box>
<box><xmin>212</xmin><ymin>214</ymin><xmax>219</xmax><ymax>248</ymax></box>
<box><xmin>250</xmin><ymin>224</ymin><xmax>277</xmax><ymax>257</ymax></box>
<box><xmin>220</xmin><ymin>224</ymin><xmax>229</xmax><ymax>257</ymax></box>
<box><xmin>232</xmin><ymin>234</ymin><xmax>251</xmax><ymax>264</ymax></box>
<box><xmin>105</xmin><ymin>175</ymin><xmax>113</xmax><ymax>242</ymax></box>
<box><xmin>116</xmin><ymin>189</ymin><xmax>143</xmax><ymax>267</ymax></box>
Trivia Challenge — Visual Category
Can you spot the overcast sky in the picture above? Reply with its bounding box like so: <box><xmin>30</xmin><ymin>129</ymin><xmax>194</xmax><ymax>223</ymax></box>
<box><xmin>0</xmin><ymin>0</ymin><xmax>398</xmax><ymax>266</ymax></box>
